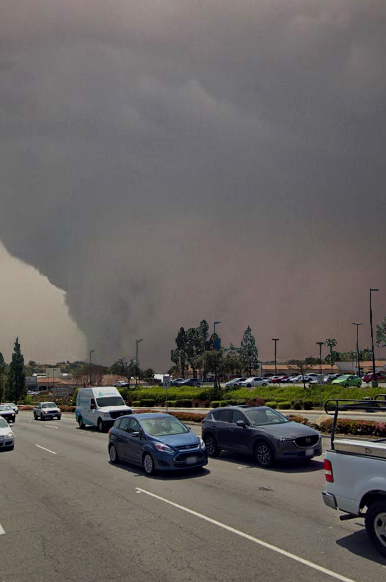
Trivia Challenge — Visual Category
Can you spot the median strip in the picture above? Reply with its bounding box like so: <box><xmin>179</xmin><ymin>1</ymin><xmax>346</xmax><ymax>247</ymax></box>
<box><xmin>136</xmin><ymin>487</ymin><xmax>358</xmax><ymax>582</ymax></box>
<box><xmin>35</xmin><ymin>444</ymin><xmax>57</xmax><ymax>455</ymax></box>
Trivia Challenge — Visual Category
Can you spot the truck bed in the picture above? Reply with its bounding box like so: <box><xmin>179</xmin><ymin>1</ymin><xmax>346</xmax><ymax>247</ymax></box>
<box><xmin>334</xmin><ymin>438</ymin><xmax>386</xmax><ymax>459</ymax></box>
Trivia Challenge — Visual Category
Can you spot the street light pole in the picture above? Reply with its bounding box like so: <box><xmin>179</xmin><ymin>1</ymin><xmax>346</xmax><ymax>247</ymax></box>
<box><xmin>370</xmin><ymin>288</ymin><xmax>379</xmax><ymax>387</ymax></box>
<box><xmin>316</xmin><ymin>342</ymin><xmax>324</xmax><ymax>375</ymax></box>
<box><xmin>135</xmin><ymin>339</ymin><xmax>143</xmax><ymax>386</ymax></box>
<box><xmin>352</xmin><ymin>323</ymin><xmax>363</xmax><ymax>377</ymax></box>
<box><xmin>89</xmin><ymin>350</ymin><xmax>95</xmax><ymax>385</ymax></box>
<box><xmin>272</xmin><ymin>339</ymin><xmax>279</xmax><ymax>375</ymax></box>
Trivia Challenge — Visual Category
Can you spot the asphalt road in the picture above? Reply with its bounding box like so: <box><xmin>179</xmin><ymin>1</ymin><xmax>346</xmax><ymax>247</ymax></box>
<box><xmin>1</xmin><ymin>412</ymin><xmax>385</xmax><ymax>582</ymax></box>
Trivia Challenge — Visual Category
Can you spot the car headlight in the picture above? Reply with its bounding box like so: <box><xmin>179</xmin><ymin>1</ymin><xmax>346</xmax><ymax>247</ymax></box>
<box><xmin>276</xmin><ymin>437</ymin><xmax>294</xmax><ymax>443</ymax></box>
<box><xmin>103</xmin><ymin>413</ymin><xmax>110</xmax><ymax>418</ymax></box>
<box><xmin>6</xmin><ymin>432</ymin><xmax>13</xmax><ymax>438</ymax></box>
<box><xmin>43</xmin><ymin>410</ymin><xmax>48</xmax><ymax>414</ymax></box>
<box><xmin>154</xmin><ymin>442</ymin><xmax>174</xmax><ymax>454</ymax></box>
<box><xmin>199</xmin><ymin>437</ymin><xmax>206</xmax><ymax>450</ymax></box>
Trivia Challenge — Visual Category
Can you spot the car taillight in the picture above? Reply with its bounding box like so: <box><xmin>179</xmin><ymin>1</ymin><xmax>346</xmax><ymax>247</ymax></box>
<box><xmin>108</xmin><ymin>428</ymin><xmax>111</xmax><ymax>434</ymax></box>
<box><xmin>324</xmin><ymin>459</ymin><xmax>334</xmax><ymax>483</ymax></box>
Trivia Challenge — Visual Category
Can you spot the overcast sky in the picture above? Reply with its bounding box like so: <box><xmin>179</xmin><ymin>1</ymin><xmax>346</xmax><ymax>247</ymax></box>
<box><xmin>0</xmin><ymin>0</ymin><xmax>385</xmax><ymax>369</ymax></box>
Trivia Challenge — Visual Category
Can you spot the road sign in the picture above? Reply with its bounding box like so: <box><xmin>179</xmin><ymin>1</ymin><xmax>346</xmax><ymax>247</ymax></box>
<box><xmin>163</xmin><ymin>381</ymin><xmax>171</xmax><ymax>388</ymax></box>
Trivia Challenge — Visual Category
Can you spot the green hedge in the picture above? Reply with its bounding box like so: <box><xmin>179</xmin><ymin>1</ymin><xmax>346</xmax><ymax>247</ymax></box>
<box><xmin>127</xmin><ymin>386</ymin><xmax>219</xmax><ymax>404</ymax></box>
<box><xmin>175</xmin><ymin>399</ymin><xmax>192</xmax><ymax>407</ymax></box>
<box><xmin>277</xmin><ymin>401</ymin><xmax>291</xmax><ymax>409</ymax></box>
<box><xmin>139</xmin><ymin>399</ymin><xmax>155</xmax><ymax>407</ymax></box>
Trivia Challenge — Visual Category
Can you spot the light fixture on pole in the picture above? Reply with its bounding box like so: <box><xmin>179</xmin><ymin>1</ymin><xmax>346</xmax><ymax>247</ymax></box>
<box><xmin>316</xmin><ymin>342</ymin><xmax>324</xmax><ymax>375</ymax></box>
<box><xmin>272</xmin><ymin>339</ymin><xmax>279</xmax><ymax>375</ymax></box>
<box><xmin>370</xmin><ymin>288</ymin><xmax>379</xmax><ymax>387</ymax></box>
<box><xmin>352</xmin><ymin>323</ymin><xmax>363</xmax><ymax>377</ymax></box>
<box><xmin>135</xmin><ymin>339</ymin><xmax>143</xmax><ymax>386</ymax></box>
<box><xmin>89</xmin><ymin>350</ymin><xmax>95</xmax><ymax>385</ymax></box>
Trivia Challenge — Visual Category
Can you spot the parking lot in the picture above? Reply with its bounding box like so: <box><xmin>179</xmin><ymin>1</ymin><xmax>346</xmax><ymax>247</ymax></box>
<box><xmin>1</xmin><ymin>412</ymin><xmax>385</xmax><ymax>582</ymax></box>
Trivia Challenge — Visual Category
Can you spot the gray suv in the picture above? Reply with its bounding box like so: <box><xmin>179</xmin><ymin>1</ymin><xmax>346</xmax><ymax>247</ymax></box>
<box><xmin>202</xmin><ymin>406</ymin><xmax>322</xmax><ymax>467</ymax></box>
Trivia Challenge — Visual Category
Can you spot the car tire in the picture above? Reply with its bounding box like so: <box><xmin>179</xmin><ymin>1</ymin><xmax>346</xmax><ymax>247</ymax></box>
<box><xmin>247</xmin><ymin>383</ymin><xmax>252</xmax><ymax>388</ymax></box>
<box><xmin>204</xmin><ymin>434</ymin><xmax>220</xmax><ymax>457</ymax></box>
<box><xmin>344</xmin><ymin>383</ymin><xmax>349</xmax><ymax>388</ymax></box>
<box><xmin>143</xmin><ymin>452</ymin><xmax>155</xmax><ymax>476</ymax></box>
<box><xmin>365</xmin><ymin>500</ymin><xmax>386</xmax><ymax>557</ymax></box>
<box><xmin>109</xmin><ymin>444</ymin><xmax>119</xmax><ymax>464</ymax></box>
<box><xmin>78</xmin><ymin>416</ymin><xmax>85</xmax><ymax>429</ymax></box>
<box><xmin>34</xmin><ymin>413</ymin><xmax>38</xmax><ymax>420</ymax></box>
<box><xmin>41</xmin><ymin>415</ymin><xmax>45</xmax><ymax>421</ymax></box>
<box><xmin>254</xmin><ymin>441</ymin><xmax>274</xmax><ymax>468</ymax></box>
<box><xmin>97</xmin><ymin>418</ymin><xmax>105</xmax><ymax>432</ymax></box>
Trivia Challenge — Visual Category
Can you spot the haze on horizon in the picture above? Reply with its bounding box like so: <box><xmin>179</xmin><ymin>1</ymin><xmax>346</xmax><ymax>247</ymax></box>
<box><xmin>0</xmin><ymin>0</ymin><xmax>385</xmax><ymax>369</ymax></box>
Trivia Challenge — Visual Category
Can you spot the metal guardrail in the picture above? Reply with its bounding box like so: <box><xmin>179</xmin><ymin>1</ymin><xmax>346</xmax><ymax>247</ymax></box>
<box><xmin>323</xmin><ymin>397</ymin><xmax>386</xmax><ymax>450</ymax></box>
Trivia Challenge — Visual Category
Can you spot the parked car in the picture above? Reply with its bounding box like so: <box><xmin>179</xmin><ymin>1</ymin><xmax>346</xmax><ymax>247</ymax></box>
<box><xmin>362</xmin><ymin>371</ymin><xmax>386</xmax><ymax>384</ymax></box>
<box><xmin>288</xmin><ymin>375</ymin><xmax>305</xmax><ymax>384</ymax></box>
<box><xmin>0</xmin><ymin>416</ymin><xmax>14</xmax><ymax>450</ymax></box>
<box><xmin>3</xmin><ymin>402</ymin><xmax>18</xmax><ymax>414</ymax></box>
<box><xmin>202</xmin><ymin>406</ymin><xmax>322</xmax><ymax>467</ymax></box>
<box><xmin>324</xmin><ymin>374</ymin><xmax>340</xmax><ymax>384</ymax></box>
<box><xmin>108</xmin><ymin>413</ymin><xmax>208</xmax><ymax>475</ymax></box>
<box><xmin>33</xmin><ymin>402</ymin><xmax>62</xmax><ymax>421</ymax></box>
<box><xmin>225</xmin><ymin>377</ymin><xmax>247</xmax><ymax>388</ymax></box>
<box><xmin>307</xmin><ymin>374</ymin><xmax>325</xmax><ymax>385</ymax></box>
<box><xmin>183</xmin><ymin>378</ymin><xmax>202</xmax><ymax>387</ymax></box>
<box><xmin>238</xmin><ymin>377</ymin><xmax>269</xmax><ymax>387</ymax></box>
<box><xmin>269</xmin><ymin>375</ymin><xmax>288</xmax><ymax>384</ymax></box>
<box><xmin>0</xmin><ymin>404</ymin><xmax>16</xmax><ymax>424</ymax></box>
<box><xmin>332</xmin><ymin>374</ymin><xmax>362</xmax><ymax>387</ymax></box>
<box><xmin>171</xmin><ymin>378</ymin><xmax>186</xmax><ymax>387</ymax></box>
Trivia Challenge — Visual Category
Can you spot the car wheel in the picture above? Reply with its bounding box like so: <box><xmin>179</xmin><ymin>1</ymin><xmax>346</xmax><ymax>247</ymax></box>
<box><xmin>109</xmin><ymin>444</ymin><xmax>119</xmax><ymax>464</ymax></box>
<box><xmin>254</xmin><ymin>441</ymin><xmax>274</xmax><ymax>468</ymax></box>
<box><xmin>143</xmin><ymin>453</ymin><xmax>155</xmax><ymax>476</ymax></box>
<box><xmin>97</xmin><ymin>418</ymin><xmax>104</xmax><ymax>432</ymax></box>
<box><xmin>204</xmin><ymin>434</ymin><xmax>220</xmax><ymax>457</ymax></box>
<box><xmin>365</xmin><ymin>500</ymin><xmax>386</xmax><ymax>557</ymax></box>
<box><xmin>247</xmin><ymin>383</ymin><xmax>252</xmax><ymax>388</ymax></box>
<box><xmin>78</xmin><ymin>416</ymin><xmax>85</xmax><ymax>429</ymax></box>
<box><xmin>344</xmin><ymin>383</ymin><xmax>349</xmax><ymax>388</ymax></box>
<box><xmin>40</xmin><ymin>415</ymin><xmax>45</xmax><ymax>420</ymax></box>
<box><xmin>34</xmin><ymin>413</ymin><xmax>38</xmax><ymax>420</ymax></box>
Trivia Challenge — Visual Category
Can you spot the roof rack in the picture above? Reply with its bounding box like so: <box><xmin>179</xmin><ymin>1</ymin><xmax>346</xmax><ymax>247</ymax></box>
<box><xmin>323</xmin><ymin>395</ymin><xmax>386</xmax><ymax>450</ymax></box>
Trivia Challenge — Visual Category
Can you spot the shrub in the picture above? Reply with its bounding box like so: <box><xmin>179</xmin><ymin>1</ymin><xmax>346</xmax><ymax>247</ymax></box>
<box><xmin>134</xmin><ymin>409</ymin><xmax>205</xmax><ymax>423</ymax></box>
<box><xmin>175</xmin><ymin>399</ymin><xmax>192</xmax><ymax>407</ymax></box>
<box><xmin>71</xmin><ymin>387</ymin><xmax>80</xmax><ymax>406</ymax></box>
<box><xmin>292</xmin><ymin>401</ymin><xmax>302</xmax><ymax>410</ymax></box>
<box><xmin>165</xmin><ymin>401</ymin><xmax>177</xmax><ymax>407</ymax></box>
<box><xmin>277</xmin><ymin>401</ymin><xmax>291</xmax><ymax>409</ymax></box>
<box><xmin>265</xmin><ymin>401</ymin><xmax>277</xmax><ymax>409</ymax></box>
<box><xmin>319</xmin><ymin>418</ymin><xmax>386</xmax><ymax>437</ymax></box>
<box><xmin>286</xmin><ymin>415</ymin><xmax>309</xmax><ymax>425</ymax></box>
<box><xmin>302</xmin><ymin>400</ymin><xmax>313</xmax><ymax>410</ymax></box>
<box><xmin>132</xmin><ymin>401</ymin><xmax>141</xmax><ymax>406</ymax></box>
<box><xmin>210</xmin><ymin>401</ymin><xmax>222</xmax><ymax>408</ymax></box>
<box><xmin>246</xmin><ymin>398</ymin><xmax>265</xmax><ymax>407</ymax></box>
<box><xmin>139</xmin><ymin>399</ymin><xmax>155</xmax><ymax>407</ymax></box>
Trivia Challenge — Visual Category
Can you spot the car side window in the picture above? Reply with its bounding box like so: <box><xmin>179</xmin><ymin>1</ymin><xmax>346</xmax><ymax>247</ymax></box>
<box><xmin>119</xmin><ymin>417</ymin><xmax>130</xmax><ymax>432</ymax></box>
<box><xmin>232</xmin><ymin>410</ymin><xmax>247</xmax><ymax>424</ymax></box>
<box><xmin>217</xmin><ymin>410</ymin><xmax>232</xmax><ymax>423</ymax></box>
<box><xmin>128</xmin><ymin>419</ymin><xmax>140</xmax><ymax>434</ymax></box>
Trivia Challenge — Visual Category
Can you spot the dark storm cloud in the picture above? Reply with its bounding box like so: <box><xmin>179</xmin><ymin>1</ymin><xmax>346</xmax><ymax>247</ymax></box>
<box><xmin>1</xmin><ymin>0</ymin><xmax>386</xmax><ymax>367</ymax></box>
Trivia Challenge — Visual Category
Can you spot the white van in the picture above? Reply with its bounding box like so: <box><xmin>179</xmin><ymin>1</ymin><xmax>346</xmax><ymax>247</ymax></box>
<box><xmin>76</xmin><ymin>387</ymin><xmax>133</xmax><ymax>432</ymax></box>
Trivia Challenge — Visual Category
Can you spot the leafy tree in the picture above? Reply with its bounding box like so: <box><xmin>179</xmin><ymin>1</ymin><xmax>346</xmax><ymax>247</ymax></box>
<box><xmin>240</xmin><ymin>326</ymin><xmax>259</xmax><ymax>376</ymax></box>
<box><xmin>110</xmin><ymin>358</ymin><xmax>136</xmax><ymax>386</ymax></box>
<box><xmin>0</xmin><ymin>353</ymin><xmax>6</xmax><ymax>402</ymax></box>
<box><xmin>142</xmin><ymin>368</ymin><xmax>155</xmax><ymax>380</ymax></box>
<box><xmin>324</xmin><ymin>338</ymin><xmax>337</xmax><ymax>371</ymax></box>
<box><xmin>376</xmin><ymin>316</ymin><xmax>386</xmax><ymax>348</ymax></box>
<box><xmin>198</xmin><ymin>320</ymin><xmax>210</xmax><ymax>350</ymax></box>
<box><xmin>185</xmin><ymin>327</ymin><xmax>202</xmax><ymax>378</ymax></box>
<box><xmin>5</xmin><ymin>338</ymin><xmax>26</xmax><ymax>403</ymax></box>
<box><xmin>202</xmin><ymin>349</ymin><xmax>224</xmax><ymax>391</ymax></box>
<box><xmin>287</xmin><ymin>357</ymin><xmax>319</xmax><ymax>387</ymax></box>
<box><xmin>175</xmin><ymin>327</ymin><xmax>187</xmax><ymax>377</ymax></box>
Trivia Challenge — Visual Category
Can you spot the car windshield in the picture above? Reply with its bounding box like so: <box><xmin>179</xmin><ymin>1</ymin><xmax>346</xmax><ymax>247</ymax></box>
<box><xmin>42</xmin><ymin>402</ymin><xmax>56</xmax><ymax>408</ymax></box>
<box><xmin>245</xmin><ymin>409</ymin><xmax>289</xmax><ymax>426</ymax></box>
<box><xmin>141</xmin><ymin>416</ymin><xmax>189</xmax><ymax>436</ymax></box>
<box><xmin>96</xmin><ymin>396</ymin><xmax>125</xmax><ymax>407</ymax></box>
<box><xmin>4</xmin><ymin>403</ymin><xmax>15</xmax><ymax>407</ymax></box>
<box><xmin>0</xmin><ymin>405</ymin><xmax>12</xmax><ymax>410</ymax></box>
<box><xmin>0</xmin><ymin>417</ymin><xmax>9</xmax><ymax>428</ymax></box>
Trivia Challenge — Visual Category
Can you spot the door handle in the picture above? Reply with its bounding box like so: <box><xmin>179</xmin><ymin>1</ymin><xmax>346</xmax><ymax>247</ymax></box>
<box><xmin>229</xmin><ymin>428</ymin><xmax>234</xmax><ymax>432</ymax></box>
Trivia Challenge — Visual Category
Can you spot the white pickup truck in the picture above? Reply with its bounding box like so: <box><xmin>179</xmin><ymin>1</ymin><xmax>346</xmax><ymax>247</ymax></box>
<box><xmin>322</xmin><ymin>397</ymin><xmax>386</xmax><ymax>557</ymax></box>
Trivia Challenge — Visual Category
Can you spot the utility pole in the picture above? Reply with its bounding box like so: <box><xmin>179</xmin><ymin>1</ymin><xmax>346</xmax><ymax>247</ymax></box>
<box><xmin>272</xmin><ymin>339</ymin><xmax>279</xmax><ymax>375</ymax></box>
<box><xmin>89</xmin><ymin>350</ymin><xmax>95</xmax><ymax>385</ymax></box>
<box><xmin>316</xmin><ymin>342</ymin><xmax>324</xmax><ymax>376</ymax></box>
<box><xmin>352</xmin><ymin>323</ymin><xmax>363</xmax><ymax>377</ymax></box>
<box><xmin>370</xmin><ymin>288</ymin><xmax>379</xmax><ymax>387</ymax></box>
<box><xmin>136</xmin><ymin>339</ymin><xmax>143</xmax><ymax>386</ymax></box>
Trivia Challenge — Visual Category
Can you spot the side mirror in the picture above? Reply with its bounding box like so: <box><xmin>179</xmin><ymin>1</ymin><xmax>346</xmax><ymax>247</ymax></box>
<box><xmin>131</xmin><ymin>431</ymin><xmax>140</xmax><ymax>438</ymax></box>
<box><xmin>236</xmin><ymin>419</ymin><xmax>247</xmax><ymax>428</ymax></box>
<box><xmin>90</xmin><ymin>403</ymin><xmax>96</xmax><ymax>410</ymax></box>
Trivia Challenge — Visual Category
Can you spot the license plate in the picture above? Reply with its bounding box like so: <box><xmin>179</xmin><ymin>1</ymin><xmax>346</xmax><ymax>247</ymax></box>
<box><xmin>305</xmin><ymin>448</ymin><xmax>314</xmax><ymax>457</ymax></box>
<box><xmin>186</xmin><ymin>456</ymin><xmax>197</xmax><ymax>465</ymax></box>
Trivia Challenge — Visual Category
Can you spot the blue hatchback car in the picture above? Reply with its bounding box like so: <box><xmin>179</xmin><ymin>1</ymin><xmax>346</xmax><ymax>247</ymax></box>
<box><xmin>108</xmin><ymin>413</ymin><xmax>208</xmax><ymax>475</ymax></box>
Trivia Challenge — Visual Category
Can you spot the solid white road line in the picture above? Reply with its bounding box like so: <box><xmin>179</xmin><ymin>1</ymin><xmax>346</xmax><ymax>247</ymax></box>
<box><xmin>44</xmin><ymin>425</ymin><xmax>59</xmax><ymax>429</ymax></box>
<box><xmin>0</xmin><ymin>523</ymin><xmax>5</xmax><ymax>536</ymax></box>
<box><xmin>35</xmin><ymin>444</ymin><xmax>57</xmax><ymax>455</ymax></box>
<box><xmin>136</xmin><ymin>488</ymin><xmax>358</xmax><ymax>582</ymax></box>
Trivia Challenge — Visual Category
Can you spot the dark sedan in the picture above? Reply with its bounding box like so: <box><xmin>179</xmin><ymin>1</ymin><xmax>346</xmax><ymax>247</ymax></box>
<box><xmin>202</xmin><ymin>406</ymin><xmax>322</xmax><ymax>467</ymax></box>
<box><xmin>108</xmin><ymin>413</ymin><xmax>208</xmax><ymax>475</ymax></box>
<box><xmin>0</xmin><ymin>405</ymin><xmax>16</xmax><ymax>424</ymax></box>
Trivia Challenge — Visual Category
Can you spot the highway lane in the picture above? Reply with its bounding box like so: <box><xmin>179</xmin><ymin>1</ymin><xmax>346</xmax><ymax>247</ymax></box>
<box><xmin>0</xmin><ymin>412</ymin><xmax>385</xmax><ymax>582</ymax></box>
